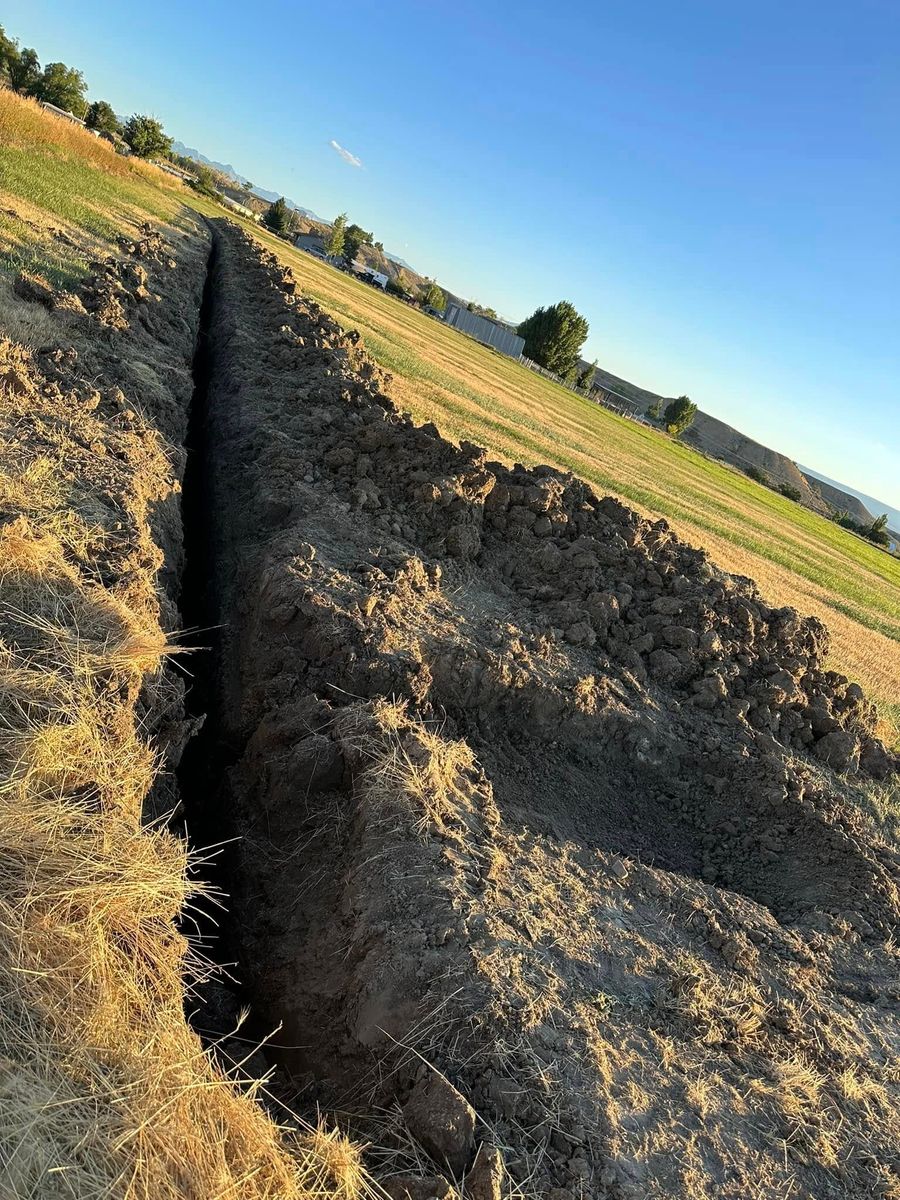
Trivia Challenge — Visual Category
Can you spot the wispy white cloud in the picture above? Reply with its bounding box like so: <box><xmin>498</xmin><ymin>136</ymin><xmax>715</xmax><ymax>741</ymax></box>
<box><xmin>329</xmin><ymin>139</ymin><xmax>363</xmax><ymax>168</ymax></box>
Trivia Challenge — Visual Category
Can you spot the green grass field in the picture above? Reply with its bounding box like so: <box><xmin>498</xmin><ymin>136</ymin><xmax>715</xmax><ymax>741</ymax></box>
<box><xmin>2</xmin><ymin>89</ymin><xmax>897</xmax><ymax>740</ymax></box>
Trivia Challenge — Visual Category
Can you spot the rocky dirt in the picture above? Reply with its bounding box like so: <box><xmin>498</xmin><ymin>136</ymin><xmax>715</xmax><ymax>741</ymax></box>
<box><xmin>185</xmin><ymin>220</ymin><xmax>900</xmax><ymax>1199</ymax></box>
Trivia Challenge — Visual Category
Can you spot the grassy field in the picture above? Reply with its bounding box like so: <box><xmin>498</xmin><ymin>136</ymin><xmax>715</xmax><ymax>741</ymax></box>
<box><xmin>1</xmin><ymin>91</ymin><xmax>897</xmax><ymax>741</ymax></box>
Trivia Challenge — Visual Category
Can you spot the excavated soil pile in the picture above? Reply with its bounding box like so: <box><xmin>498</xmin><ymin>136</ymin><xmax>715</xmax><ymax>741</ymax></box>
<box><xmin>196</xmin><ymin>220</ymin><xmax>899</xmax><ymax>1200</ymax></box>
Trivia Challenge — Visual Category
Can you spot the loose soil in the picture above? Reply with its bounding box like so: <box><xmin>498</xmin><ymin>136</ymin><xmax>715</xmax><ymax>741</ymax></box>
<box><xmin>186</xmin><ymin>221</ymin><xmax>899</xmax><ymax>1199</ymax></box>
<box><xmin>2</xmin><ymin>204</ymin><xmax>898</xmax><ymax>1200</ymax></box>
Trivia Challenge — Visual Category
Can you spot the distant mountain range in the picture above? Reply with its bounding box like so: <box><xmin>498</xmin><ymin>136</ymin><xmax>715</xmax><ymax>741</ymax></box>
<box><xmin>170</xmin><ymin>143</ymin><xmax>324</xmax><ymax>221</ymax></box>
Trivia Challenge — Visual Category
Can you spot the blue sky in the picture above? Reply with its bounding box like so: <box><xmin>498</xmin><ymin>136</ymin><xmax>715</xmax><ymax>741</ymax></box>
<box><xmin>5</xmin><ymin>0</ymin><xmax>898</xmax><ymax>507</ymax></box>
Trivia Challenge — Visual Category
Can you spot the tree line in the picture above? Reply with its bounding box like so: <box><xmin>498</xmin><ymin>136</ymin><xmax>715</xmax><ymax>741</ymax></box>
<box><xmin>0</xmin><ymin>23</ymin><xmax>172</xmax><ymax>158</ymax></box>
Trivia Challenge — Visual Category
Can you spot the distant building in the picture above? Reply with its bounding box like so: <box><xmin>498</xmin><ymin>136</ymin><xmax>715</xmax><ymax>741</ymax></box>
<box><xmin>40</xmin><ymin>101</ymin><xmax>86</xmax><ymax>127</ymax></box>
<box><xmin>443</xmin><ymin>304</ymin><xmax>525</xmax><ymax>359</ymax></box>
<box><xmin>294</xmin><ymin>232</ymin><xmax>325</xmax><ymax>253</ymax></box>
<box><xmin>219</xmin><ymin>194</ymin><xmax>259</xmax><ymax>220</ymax></box>
<box><xmin>156</xmin><ymin>160</ymin><xmax>194</xmax><ymax>182</ymax></box>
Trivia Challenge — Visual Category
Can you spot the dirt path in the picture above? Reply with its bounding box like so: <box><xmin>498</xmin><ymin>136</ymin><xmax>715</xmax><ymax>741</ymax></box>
<box><xmin>174</xmin><ymin>220</ymin><xmax>899</xmax><ymax>1200</ymax></box>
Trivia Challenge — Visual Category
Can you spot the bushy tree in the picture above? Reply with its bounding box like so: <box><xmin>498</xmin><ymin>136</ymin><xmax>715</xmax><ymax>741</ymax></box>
<box><xmin>422</xmin><ymin>280</ymin><xmax>446</xmax><ymax>311</ymax></box>
<box><xmin>33</xmin><ymin>62</ymin><xmax>87</xmax><ymax>116</ymax></box>
<box><xmin>577</xmin><ymin>359</ymin><xmax>597</xmax><ymax>391</ymax></box>
<box><xmin>663</xmin><ymin>395</ymin><xmax>698</xmax><ymax>436</ymax></box>
<box><xmin>85</xmin><ymin>100</ymin><xmax>121</xmax><ymax>136</ymax></box>
<box><xmin>263</xmin><ymin>197</ymin><xmax>292</xmax><ymax>234</ymax></box>
<box><xmin>647</xmin><ymin>399</ymin><xmax>662</xmax><ymax>421</ymax></box>
<box><xmin>869</xmin><ymin>513</ymin><xmax>890</xmax><ymax>546</ymax></box>
<box><xmin>0</xmin><ymin>25</ymin><xmax>19</xmax><ymax>83</ymax></box>
<box><xmin>324</xmin><ymin>212</ymin><xmax>347</xmax><ymax>259</ymax></box>
<box><xmin>8</xmin><ymin>46</ymin><xmax>41</xmax><ymax>94</ymax></box>
<box><xmin>123</xmin><ymin>114</ymin><xmax>172</xmax><ymax>159</ymax></box>
<box><xmin>343</xmin><ymin>222</ymin><xmax>373</xmax><ymax>265</ymax></box>
<box><xmin>517</xmin><ymin>301</ymin><xmax>589</xmax><ymax>378</ymax></box>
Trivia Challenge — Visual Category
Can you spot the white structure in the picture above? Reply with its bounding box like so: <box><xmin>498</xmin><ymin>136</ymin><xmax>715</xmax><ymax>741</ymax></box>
<box><xmin>355</xmin><ymin>263</ymin><xmax>389</xmax><ymax>288</ymax></box>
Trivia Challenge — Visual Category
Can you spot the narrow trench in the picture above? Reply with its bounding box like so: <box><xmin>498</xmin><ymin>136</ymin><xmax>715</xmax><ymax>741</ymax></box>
<box><xmin>175</xmin><ymin>229</ymin><xmax>321</xmax><ymax>1098</ymax></box>
<box><xmin>176</xmin><ymin>233</ymin><xmax>244</xmax><ymax>992</ymax></box>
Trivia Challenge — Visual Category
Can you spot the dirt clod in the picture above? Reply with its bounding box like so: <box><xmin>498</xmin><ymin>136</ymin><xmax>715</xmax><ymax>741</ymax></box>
<box><xmin>403</xmin><ymin>1072</ymin><xmax>477</xmax><ymax>1178</ymax></box>
<box><xmin>463</xmin><ymin>1143</ymin><xmax>505</xmax><ymax>1200</ymax></box>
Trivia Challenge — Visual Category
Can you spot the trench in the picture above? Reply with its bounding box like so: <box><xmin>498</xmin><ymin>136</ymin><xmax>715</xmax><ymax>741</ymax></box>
<box><xmin>175</xmin><ymin>232</ymin><xmax>247</xmax><ymax>1008</ymax></box>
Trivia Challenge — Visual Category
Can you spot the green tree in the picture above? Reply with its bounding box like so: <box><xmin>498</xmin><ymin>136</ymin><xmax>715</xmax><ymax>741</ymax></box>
<box><xmin>263</xmin><ymin>197</ymin><xmax>292</xmax><ymax>234</ymax></box>
<box><xmin>517</xmin><ymin>301</ymin><xmax>590</xmax><ymax>378</ymax></box>
<box><xmin>0</xmin><ymin>25</ymin><xmax>19</xmax><ymax>84</ymax></box>
<box><xmin>468</xmin><ymin>301</ymin><xmax>498</xmax><ymax>319</ymax></box>
<box><xmin>647</xmin><ymin>399</ymin><xmax>662</xmax><ymax>421</ymax></box>
<box><xmin>663</xmin><ymin>395</ymin><xmax>698</xmax><ymax>436</ymax></box>
<box><xmin>33</xmin><ymin>62</ymin><xmax>87</xmax><ymax>116</ymax></box>
<box><xmin>85</xmin><ymin>100</ymin><xmax>121</xmax><ymax>136</ymax></box>
<box><xmin>123</xmin><ymin>114</ymin><xmax>172</xmax><ymax>159</ymax></box>
<box><xmin>324</xmin><ymin>212</ymin><xmax>347</xmax><ymax>259</ymax></box>
<box><xmin>422</xmin><ymin>280</ymin><xmax>446</xmax><ymax>311</ymax></box>
<box><xmin>577</xmin><ymin>359</ymin><xmax>597</xmax><ymax>391</ymax></box>
<box><xmin>8</xmin><ymin>46</ymin><xmax>40</xmax><ymax>94</ymax></box>
<box><xmin>869</xmin><ymin>514</ymin><xmax>890</xmax><ymax>546</ymax></box>
<box><xmin>343</xmin><ymin>222</ymin><xmax>373</xmax><ymax>265</ymax></box>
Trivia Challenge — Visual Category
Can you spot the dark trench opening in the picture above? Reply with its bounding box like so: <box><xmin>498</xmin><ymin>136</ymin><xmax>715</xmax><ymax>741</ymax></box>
<box><xmin>174</xmin><ymin>228</ymin><xmax>317</xmax><ymax>1108</ymax></box>
<box><xmin>175</xmin><ymin>232</ymin><xmax>250</xmax><ymax>1043</ymax></box>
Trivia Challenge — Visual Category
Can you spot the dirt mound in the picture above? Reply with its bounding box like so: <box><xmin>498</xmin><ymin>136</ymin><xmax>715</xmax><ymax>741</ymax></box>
<box><xmin>189</xmin><ymin>220</ymin><xmax>899</xmax><ymax>1198</ymax></box>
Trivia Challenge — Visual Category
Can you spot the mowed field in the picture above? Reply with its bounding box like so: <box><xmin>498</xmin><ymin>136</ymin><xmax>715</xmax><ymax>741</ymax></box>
<box><xmin>2</xmin><ymin>91</ymin><xmax>898</xmax><ymax>740</ymax></box>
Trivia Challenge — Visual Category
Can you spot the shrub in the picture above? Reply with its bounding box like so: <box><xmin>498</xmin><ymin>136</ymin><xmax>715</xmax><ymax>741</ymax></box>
<box><xmin>422</xmin><ymin>280</ymin><xmax>446</xmax><ymax>312</ymax></box>
<box><xmin>745</xmin><ymin>464</ymin><xmax>769</xmax><ymax>486</ymax></box>
<box><xmin>778</xmin><ymin>483</ymin><xmax>802</xmax><ymax>502</ymax></box>
<box><xmin>189</xmin><ymin>164</ymin><xmax>219</xmax><ymax>199</ymax></box>
<box><xmin>577</xmin><ymin>359</ymin><xmax>597</xmax><ymax>391</ymax></box>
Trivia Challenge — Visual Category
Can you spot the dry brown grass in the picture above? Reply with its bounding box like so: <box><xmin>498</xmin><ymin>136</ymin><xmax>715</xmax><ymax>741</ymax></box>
<box><xmin>0</xmin><ymin>520</ymin><xmax>378</xmax><ymax>1198</ymax></box>
<box><xmin>0</xmin><ymin>88</ymin><xmax>174</xmax><ymax>187</ymax></box>
<box><xmin>341</xmin><ymin>698</ymin><xmax>477</xmax><ymax>840</ymax></box>
<box><xmin>0</xmin><ymin>292</ymin><xmax>375</xmax><ymax>1193</ymax></box>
